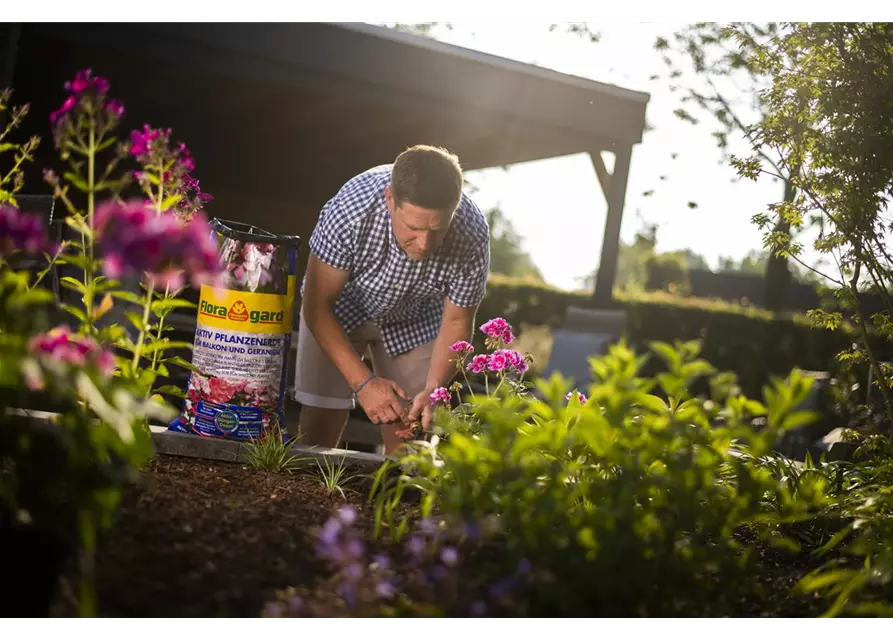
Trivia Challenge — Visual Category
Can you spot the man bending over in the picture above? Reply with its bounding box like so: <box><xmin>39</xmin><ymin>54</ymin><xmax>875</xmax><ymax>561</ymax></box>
<box><xmin>293</xmin><ymin>145</ymin><xmax>490</xmax><ymax>454</ymax></box>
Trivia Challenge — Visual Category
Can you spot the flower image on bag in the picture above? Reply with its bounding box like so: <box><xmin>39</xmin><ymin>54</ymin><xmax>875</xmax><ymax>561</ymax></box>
<box><xmin>169</xmin><ymin>219</ymin><xmax>300</xmax><ymax>440</ymax></box>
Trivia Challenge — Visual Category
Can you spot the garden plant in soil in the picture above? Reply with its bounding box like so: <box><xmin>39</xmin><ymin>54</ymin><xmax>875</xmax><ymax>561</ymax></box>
<box><xmin>5</xmin><ymin>22</ymin><xmax>893</xmax><ymax>618</ymax></box>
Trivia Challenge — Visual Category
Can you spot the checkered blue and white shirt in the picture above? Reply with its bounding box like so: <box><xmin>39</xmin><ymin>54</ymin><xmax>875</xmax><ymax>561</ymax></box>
<box><xmin>304</xmin><ymin>164</ymin><xmax>491</xmax><ymax>356</ymax></box>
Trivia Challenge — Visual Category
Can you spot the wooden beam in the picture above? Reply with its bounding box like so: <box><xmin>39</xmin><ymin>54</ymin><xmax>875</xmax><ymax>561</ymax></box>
<box><xmin>590</xmin><ymin>151</ymin><xmax>612</xmax><ymax>204</ymax></box>
<box><xmin>592</xmin><ymin>145</ymin><xmax>633</xmax><ymax>308</ymax></box>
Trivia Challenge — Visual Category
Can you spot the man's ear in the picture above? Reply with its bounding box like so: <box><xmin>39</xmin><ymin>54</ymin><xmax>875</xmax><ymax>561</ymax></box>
<box><xmin>385</xmin><ymin>185</ymin><xmax>395</xmax><ymax>213</ymax></box>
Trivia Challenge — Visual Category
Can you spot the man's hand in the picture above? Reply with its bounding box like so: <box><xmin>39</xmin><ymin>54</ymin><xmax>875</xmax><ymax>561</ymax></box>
<box><xmin>356</xmin><ymin>376</ymin><xmax>409</xmax><ymax>425</ymax></box>
<box><xmin>406</xmin><ymin>389</ymin><xmax>435</xmax><ymax>433</ymax></box>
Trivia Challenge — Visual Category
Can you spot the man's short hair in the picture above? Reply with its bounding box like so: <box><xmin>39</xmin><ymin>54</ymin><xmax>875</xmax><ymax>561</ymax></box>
<box><xmin>391</xmin><ymin>145</ymin><xmax>463</xmax><ymax>212</ymax></box>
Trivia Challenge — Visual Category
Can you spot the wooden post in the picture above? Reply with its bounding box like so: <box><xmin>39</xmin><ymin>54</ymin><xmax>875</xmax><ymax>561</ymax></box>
<box><xmin>591</xmin><ymin>145</ymin><xmax>632</xmax><ymax>308</ymax></box>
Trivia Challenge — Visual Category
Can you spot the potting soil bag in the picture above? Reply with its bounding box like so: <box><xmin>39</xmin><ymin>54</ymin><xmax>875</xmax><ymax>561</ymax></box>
<box><xmin>168</xmin><ymin>219</ymin><xmax>300</xmax><ymax>440</ymax></box>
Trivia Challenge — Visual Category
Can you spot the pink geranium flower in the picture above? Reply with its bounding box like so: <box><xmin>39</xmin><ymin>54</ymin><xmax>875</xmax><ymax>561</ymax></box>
<box><xmin>449</xmin><ymin>340</ymin><xmax>474</xmax><ymax>355</ymax></box>
<box><xmin>428</xmin><ymin>387</ymin><xmax>451</xmax><ymax>405</ymax></box>
<box><xmin>487</xmin><ymin>351</ymin><xmax>508</xmax><ymax>372</ymax></box>
<box><xmin>566</xmin><ymin>391</ymin><xmax>587</xmax><ymax>404</ymax></box>
<box><xmin>467</xmin><ymin>354</ymin><xmax>489</xmax><ymax>374</ymax></box>
<box><xmin>480</xmin><ymin>317</ymin><xmax>514</xmax><ymax>343</ymax></box>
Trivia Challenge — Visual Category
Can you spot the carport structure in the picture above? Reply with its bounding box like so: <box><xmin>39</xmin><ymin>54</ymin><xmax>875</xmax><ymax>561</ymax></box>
<box><xmin>5</xmin><ymin>21</ymin><xmax>649</xmax><ymax>305</ymax></box>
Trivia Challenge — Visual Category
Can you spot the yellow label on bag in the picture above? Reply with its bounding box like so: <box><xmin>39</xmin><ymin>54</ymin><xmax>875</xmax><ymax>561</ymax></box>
<box><xmin>197</xmin><ymin>276</ymin><xmax>295</xmax><ymax>334</ymax></box>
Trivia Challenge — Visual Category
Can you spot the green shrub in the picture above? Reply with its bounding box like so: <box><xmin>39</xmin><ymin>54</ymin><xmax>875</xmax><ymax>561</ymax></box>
<box><xmin>479</xmin><ymin>276</ymin><xmax>856</xmax><ymax>398</ymax></box>
<box><xmin>372</xmin><ymin>338</ymin><xmax>828</xmax><ymax>616</ymax></box>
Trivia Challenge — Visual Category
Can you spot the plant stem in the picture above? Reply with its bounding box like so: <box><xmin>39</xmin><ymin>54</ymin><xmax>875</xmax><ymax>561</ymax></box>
<box><xmin>83</xmin><ymin>123</ymin><xmax>96</xmax><ymax>333</ymax></box>
<box><xmin>131</xmin><ymin>280</ymin><xmax>155</xmax><ymax>370</ymax></box>
<box><xmin>132</xmin><ymin>165</ymin><xmax>171</xmax><ymax>385</ymax></box>
<box><xmin>147</xmin><ymin>283</ymin><xmax>171</xmax><ymax>397</ymax></box>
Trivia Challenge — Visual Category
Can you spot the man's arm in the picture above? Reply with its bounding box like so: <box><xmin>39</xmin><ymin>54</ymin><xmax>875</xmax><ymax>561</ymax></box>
<box><xmin>302</xmin><ymin>254</ymin><xmax>371</xmax><ymax>392</ymax></box>
<box><xmin>424</xmin><ymin>299</ymin><xmax>477</xmax><ymax>392</ymax></box>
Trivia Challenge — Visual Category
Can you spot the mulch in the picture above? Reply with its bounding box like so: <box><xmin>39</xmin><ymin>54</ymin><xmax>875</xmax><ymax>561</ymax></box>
<box><xmin>52</xmin><ymin>455</ymin><xmax>408</xmax><ymax>617</ymax></box>
<box><xmin>51</xmin><ymin>454</ymin><xmax>832</xmax><ymax>617</ymax></box>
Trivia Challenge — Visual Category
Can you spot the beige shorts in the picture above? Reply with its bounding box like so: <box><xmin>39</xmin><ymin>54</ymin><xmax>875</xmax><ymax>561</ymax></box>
<box><xmin>292</xmin><ymin>310</ymin><xmax>435</xmax><ymax>411</ymax></box>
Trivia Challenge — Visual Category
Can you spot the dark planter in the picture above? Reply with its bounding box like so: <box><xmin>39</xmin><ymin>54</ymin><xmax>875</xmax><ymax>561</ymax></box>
<box><xmin>0</xmin><ymin>507</ymin><xmax>73</xmax><ymax>616</ymax></box>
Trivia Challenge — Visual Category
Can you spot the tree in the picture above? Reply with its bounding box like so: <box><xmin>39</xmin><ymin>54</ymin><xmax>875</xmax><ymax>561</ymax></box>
<box><xmin>733</xmin><ymin>22</ymin><xmax>893</xmax><ymax>426</ymax></box>
<box><xmin>485</xmin><ymin>206</ymin><xmax>544</xmax><ymax>282</ymax></box>
<box><xmin>653</xmin><ymin>23</ymin><xmax>801</xmax><ymax>311</ymax></box>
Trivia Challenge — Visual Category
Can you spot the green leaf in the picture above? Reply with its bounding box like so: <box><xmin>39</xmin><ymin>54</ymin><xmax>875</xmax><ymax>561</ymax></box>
<box><xmin>61</xmin><ymin>303</ymin><xmax>88</xmax><ymax>323</ymax></box>
<box><xmin>140</xmin><ymin>340</ymin><xmax>194</xmax><ymax>356</ymax></box>
<box><xmin>111</xmin><ymin>290</ymin><xmax>144</xmax><ymax>305</ymax></box>
<box><xmin>160</xmin><ymin>194</ymin><xmax>182</xmax><ymax>211</ymax></box>
<box><xmin>151</xmin><ymin>298</ymin><xmax>196</xmax><ymax>314</ymax></box>
<box><xmin>60</xmin><ymin>276</ymin><xmax>88</xmax><ymax>294</ymax></box>
<box><xmin>12</xmin><ymin>288</ymin><xmax>56</xmax><ymax>306</ymax></box>
<box><xmin>95</xmin><ymin>136</ymin><xmax>118</xmax><ymax>153</ymax></box>
<box><xmin>577</xmin><ymin>527</ymin><xmax>598</xmax><ymax>550</ymax></box>
<box><xmin>63</xmin><ymin>171</ymin><xmax>90</xmax><ymax>193</ymax></box>
<box><xmin>125</xmin><ymin>311</ymin><xmax>147</xmax><ymax>332</ymax></box>
<box><xmin>154</xmin><ymin>385</ymin><xmax>186</xmax><ymax>398</ymax></box>
<box><xmin>164</xmin><ymin>355</ymin><xmax>204</xmax><ymax>375</ymax></box>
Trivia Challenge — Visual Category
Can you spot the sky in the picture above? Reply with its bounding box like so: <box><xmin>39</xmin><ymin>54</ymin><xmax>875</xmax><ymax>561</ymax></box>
<box><xmin>384</xmin><ymin>22</ymin><xmax>816</xmax><ymax>292</ymax></box>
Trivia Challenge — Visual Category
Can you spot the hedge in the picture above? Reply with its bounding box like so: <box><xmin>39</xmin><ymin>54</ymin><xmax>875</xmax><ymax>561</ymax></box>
<box><xmin>478</xmin><ymin>275</ymin><xmax>860</xmax><ymax>398</ymax></box>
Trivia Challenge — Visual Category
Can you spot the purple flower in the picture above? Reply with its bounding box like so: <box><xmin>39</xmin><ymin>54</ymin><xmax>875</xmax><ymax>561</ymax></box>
<box><xmin>470</xmin><ymin>600</ymin><xmax>487</xmax><ymax>616</ymax></box>
<box><xmin>371</xmin><ymin>553</ymin><xmax>391</xmax><ymax>570</ymax></box>
<box><xmin>130</xmin><ymin>125</ymin><xmax>162</xmax><ymax>157</ymax></box>
<box><xmin>64</xmin><ymin>69</ymin><xmax>110</xmax><ymax>95</ymax></box>
<box><xmin>344</xmin><ymin>562</ymin><xmax>363</xmax><ymax>581</ymax></box>
<box><xmin>0</xmin><ymin>205</ymin><xmax>57</xmax><ymax>257</ymax></box>
<box><xmin>94</xmin><ymin>199</ymin><xmax>224</xmax><ymax>290</ymax></box>
<box><xmin>49</xmin><ymin>95</ymin><xmax>76</xmax><ymax>124</ymax></box>
<box><xmin>516</xmin><ymin>558</ymin><xmax>532</xmax><ymax>575</ymax></box>
<box><xmin>104</xmin><ymin>99</ymin><xmax>124</xmax><ymax>118</ymax></box>
<box><xmin>431</xmin><ymin>565</ymin><xmax>448</xmax><ymax>581</ymax></box>
<box><xmin>407</xmin><ymin>536</ymin><xmax>425</xmax><ymax>559</ymax></box>
<box><xmin>287</xmin><ymin>595</ymin><xmax>303</xmax><ymax>613</ymax></box>
<box><xmin>489</xmin><ymin>577</ymin><xmax>515</xmax><ymax>599</ymax></box>
<box><xmin>417</xmin><ymin>518</ymin><xmax>438</xmax><ymax>536</ymax></box>
<box><xmin>337</xmin><ymin>582</ymin><xmax>357</xmax><ymax>609</ymax></box>
<box><xmin>375</xmin><ymin>580</ymin><xmax>395</xmax><ymax>599</ymax></box>
<box><xmin>337</xmin><ymin>505</ymin><xmax>357</xmax><ymax>526</ymax></box>
<box><xmin>345</xmin><ymin>538</ymin><xmax>364</xmax><ymax>559</ymax></box>
<box><xmin>440</xmin><ymin>546</ymin><xmax>459</xmax><ymax>567</ymax></box>
<box><xmin>262</xmin><ymin>602</ymin><xmax>284</xmax><ymax>617</ymax></box>
<box><xmin>460</xmin><ymin>522</ymin><xmax>481</xmax><ymax>541</ymax></box>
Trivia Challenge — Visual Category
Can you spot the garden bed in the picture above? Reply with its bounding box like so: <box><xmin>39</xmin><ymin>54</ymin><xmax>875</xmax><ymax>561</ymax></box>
<box><xmin>50</xmin><ymin>455</ymin><xmax>413</xmax><ymax>617</ymax></box>
<box><xmin>48</xmin><ymin>454</ymin><xmax>831</xmax><ymax>618</ymax></box>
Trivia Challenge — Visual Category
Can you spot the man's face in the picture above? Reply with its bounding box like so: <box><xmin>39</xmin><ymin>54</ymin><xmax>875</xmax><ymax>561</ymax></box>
<box><xmin>386</xmin><ymin>185</ymin><xmax>453</xmax><ymax>261</ymax></box>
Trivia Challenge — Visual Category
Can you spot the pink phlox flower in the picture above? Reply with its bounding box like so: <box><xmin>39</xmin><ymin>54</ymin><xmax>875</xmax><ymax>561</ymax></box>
<box><xmin>29</xmin><ymin>325</ymin><xmax>116</xmax><ymax>376</ymax></box>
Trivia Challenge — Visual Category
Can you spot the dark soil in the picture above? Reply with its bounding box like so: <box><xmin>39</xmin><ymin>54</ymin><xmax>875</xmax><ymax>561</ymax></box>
<box><xmin>52</xmin><ymin>455</ymin><xmax>411</xmax><ymax>618</ymax></box>
<box><xmin>51</xmin><ymin>455</ymin><xmax>831</xmax><ymax>617</ymax></box>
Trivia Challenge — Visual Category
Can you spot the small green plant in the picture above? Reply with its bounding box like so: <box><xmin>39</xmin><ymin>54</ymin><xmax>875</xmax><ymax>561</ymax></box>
<box><xmin>242</xmin><ymin>428</ymin><xmax>307</xmax><ymax>473</ymax></box>
<box><xmin>315</xmin><ymin>455</ymin><xmax>355</xmax><ymax>499</ymax></box>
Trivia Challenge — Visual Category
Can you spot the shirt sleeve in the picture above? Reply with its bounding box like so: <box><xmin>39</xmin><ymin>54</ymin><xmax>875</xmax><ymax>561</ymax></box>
<box><xmin>308</xmin><ymin>197</ymin><xmax>355</xmax><ymax>271</ymax></box>
<box><xmin>446</xmin><ymin>240</ymin><xmax>490</xmax><ymax>309</ymax></box>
